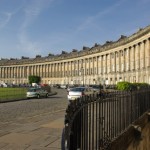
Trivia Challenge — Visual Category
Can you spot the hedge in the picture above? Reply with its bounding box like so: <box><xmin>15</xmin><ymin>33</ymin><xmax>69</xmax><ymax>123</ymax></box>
<box><xmin>116</xmin><ymin>82</ymin><xmax>149</xmax><ymax>91</ymax></box>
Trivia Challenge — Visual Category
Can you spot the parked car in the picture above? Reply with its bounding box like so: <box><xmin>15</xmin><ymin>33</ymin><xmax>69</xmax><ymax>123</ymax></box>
<box><xmin>67</xmin><ymin>85</ymin><xmax>76</xmax><ymax>92</ymax></box>
<box><xmin>67</xmin><ymin>87</ymin><xmax>94</xmax><ymax>101</ymax></box>
<box><xmin>0</xmin><ymin>83</ymin><xmax>8</xmax><ymax>87</ymax></box>
<box><xmin>90</xmin><ymin>85</ymin><xmax>102</xmax><ymax>93</ymax></box>
<box><xmin>60</xmin><ymin>84</ymin><xmax>68</xmax><ymax>89</ymax></box>
<box><xmin>26</xmin><ymin>88</ymin><xmax>49</xmax><ymax>99</ymax></box>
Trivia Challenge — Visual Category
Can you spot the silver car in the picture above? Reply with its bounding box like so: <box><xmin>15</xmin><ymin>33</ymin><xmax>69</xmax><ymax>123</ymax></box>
<box><xmin>27</xmin><ymin>88</ymin><xmax>49</xmax><ymax>99</ymax></box>
<box><xmin>67</xmin><ymin>87</ymin><xmax>94</xmax><ymax>101</ymax></box>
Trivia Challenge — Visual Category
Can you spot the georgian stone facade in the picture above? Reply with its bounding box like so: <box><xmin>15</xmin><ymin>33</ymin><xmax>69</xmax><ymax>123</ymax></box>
<box><xmin>0</xmin><ymin>25</ymin><xmax>150</xmax><ymax>85</ymax></box>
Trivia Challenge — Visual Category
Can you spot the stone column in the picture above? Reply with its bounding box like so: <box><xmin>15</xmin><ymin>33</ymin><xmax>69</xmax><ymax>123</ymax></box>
<box><xmin>140</xmin><ymin>41</ymin><xmax>144</xmax><ymax>68</ymax></box>
<box><xmin>120</xmin><ymin>50</ymin><xmax>123</xmax><ymax>72</ymax></box>
<box><xmin>145</xmin><ymin>38</ymin><xmax>150</xmax><ymax>67</ymax></box>
<box><xmin>105</xmin><ymin>55</ymin><xmax>107</xmax><ymax>74</ymax></box>
<box><xmin>53</xmin><ymin>63</ymin><xmax>55</xmax><ymax>78</ymax></box>
<box><xmin>126</xmin><ymin>48</ymin><xmax>129</xmax><ymax>71</ymax></box>
<box><xmin>137</xmin><ymin>43</ymin><xmax>141</xmax><ymax>69</ymax></box>
<box><xmin>119</xmin><ymin>51</ymin><xmax>121</xmax><ymax>72</ymax></box>
<box><xmin>135</xmin><ymin>44</ymin><xmax>138</xmax><ymax>69</ymax></box>
<box><xmin>129</xmin><ymin>47</ymin><xmax>132</xmax><ymax>71</ymax></box>
<box><xmin>31</xmin><ymin>65</ymin><xmax>34</xmax><ymax>75</ymax></box>
<box><xmin>37</xmin><ymin>65</ymin><xmax>41</xmax><ymax>77</ymax></box>
<box><xmin>110</xmin><ymin>53</ymin><xmax>112</xmax><ymax>73</ymax></box>
<box><xmin>131</xmin><ymin>46</ymin><xmax>135</xmax><ymax>70</ymax></box>
<box><xmin>2</xmin><ymin>67</ymin><xmax>5</xmax><ymax>78</ymax></box>
<box><xmin>70</xmin><ymin>62</ymin><xmax>72</xmax><ymax>77</ymax></box>
<box><xmin>49</xmin><ymin>64</ymin><xmax>52</xmax><ymax>77</ymax></box>
<box><xmin>102</xmin><ymin>55</ymin><xmax>104</xmax><ymax>74</ymax></box>
<box><xmin>1</xmin><ymin>67</ymin><xmax>3</xmax><ymax>78</ymax></box>
<box><xmin>7</xmin><ymin>67</ymin><xmax>10</xmax><ymax>78</ymax></box>
<box><xmin>123</xmin><ymin>49</ymin><xmax>126</xmax><ymax>72</ymax></box>
<box><xmin>114</xmin><ymin>52</ymin><xmax>116</xmax><ymax>72</ymax></box>
<box><xmin>108</xmin><ymin>54</ymin><xmax>111</xmax><ymax>73</ymax></box>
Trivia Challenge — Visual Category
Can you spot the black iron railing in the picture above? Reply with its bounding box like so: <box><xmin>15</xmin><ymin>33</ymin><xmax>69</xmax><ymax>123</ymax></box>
<box><xmin>61</xmin><ymin>88</ymin><xmax>150</xmax><ymax>150</ymax></box>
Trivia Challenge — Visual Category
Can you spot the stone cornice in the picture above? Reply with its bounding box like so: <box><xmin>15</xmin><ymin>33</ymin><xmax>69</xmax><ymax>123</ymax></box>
<box><xmin>0</xmin><ymin>25</ymin><xmax>150</xmax><ymax>66</ymax></box>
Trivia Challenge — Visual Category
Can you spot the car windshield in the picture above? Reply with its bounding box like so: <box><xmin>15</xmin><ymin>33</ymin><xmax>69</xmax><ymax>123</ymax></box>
<box><xmin>28</xmin><ymin>88</ymin><xmax>37</xmax><ymax>92</ymax></box>
<box><xmin>70</xmin><ymin>87</ymin><xmax>85</xmax><ymax>92</ymax></box>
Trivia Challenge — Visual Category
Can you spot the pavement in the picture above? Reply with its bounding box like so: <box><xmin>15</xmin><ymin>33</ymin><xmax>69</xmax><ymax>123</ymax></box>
<box><xmin>0</xmin><ymin>88</ymin><xmax>68</xmax><ymax>150</ymax></box>
<box><xmin>0</xmin><ymin>109</ymin><xmax>66</xmax><ymax>150</ymax></box>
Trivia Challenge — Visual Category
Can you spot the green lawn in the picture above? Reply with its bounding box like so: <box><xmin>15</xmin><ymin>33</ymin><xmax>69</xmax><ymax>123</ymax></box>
<box><xmin>0</xmin><ymin>87</ymin><xmax>27</xmax><ymax>102</ymax></box>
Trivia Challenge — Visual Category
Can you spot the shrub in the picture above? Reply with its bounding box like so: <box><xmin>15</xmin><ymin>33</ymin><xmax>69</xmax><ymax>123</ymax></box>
<box><xmin>116</xmin><ymin>82</ymin><xmax>132</xmax><ymax>91</ymax></box>
<box><xmin>132</xmin><ymin>83</ymin><xmax>149</xmax><ymax>90</ymax></box>
<box><xmin>117</xmin><ymin>82</ymin><xmax>149</xmax><ymax>91</ymax></box>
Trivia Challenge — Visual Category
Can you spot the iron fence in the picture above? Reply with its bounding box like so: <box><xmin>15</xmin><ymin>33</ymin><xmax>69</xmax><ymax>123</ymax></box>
<box><xmin>62</xmin><ymin>88</ymin><xmax>150</xmax><ymax>150</ymax></box>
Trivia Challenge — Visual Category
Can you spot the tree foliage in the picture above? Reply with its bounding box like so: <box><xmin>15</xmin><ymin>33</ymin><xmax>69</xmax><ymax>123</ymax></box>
<box><xmin>28</xmin><ymin>75</ymin><xmax>41</xmax><ymax>84</ymax></box>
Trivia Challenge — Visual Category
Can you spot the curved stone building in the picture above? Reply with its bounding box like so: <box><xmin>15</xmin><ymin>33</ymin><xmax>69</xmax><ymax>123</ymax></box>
<box><xmin>0</xmin><ymin>25</ymin><xmax>150</xmax><ymax>86</ymax></box>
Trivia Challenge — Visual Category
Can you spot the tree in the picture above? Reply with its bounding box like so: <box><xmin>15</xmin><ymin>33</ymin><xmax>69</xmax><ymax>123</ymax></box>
<box><xmin>28</xmin><ymin>75</ymin><xmax>41</xmax><ymax>84</ymax></box>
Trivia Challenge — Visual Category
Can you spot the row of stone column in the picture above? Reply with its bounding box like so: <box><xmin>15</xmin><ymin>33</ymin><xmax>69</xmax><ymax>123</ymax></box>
<box><xmin>0</xmin><ymin>38</ymin><xmax>149</xmax><ymax>79</ymax></box>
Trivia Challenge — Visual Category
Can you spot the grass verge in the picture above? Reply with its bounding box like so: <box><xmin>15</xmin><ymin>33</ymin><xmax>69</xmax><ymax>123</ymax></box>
<box><xmin>0</xmin><ymin>87</ymin><xmax>27</xmax><ymax>103</ymax></box>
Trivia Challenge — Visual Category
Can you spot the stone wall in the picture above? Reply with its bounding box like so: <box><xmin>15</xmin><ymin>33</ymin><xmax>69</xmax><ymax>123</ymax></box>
<box><xmin>110</xmin><ymin>112</ymin><xmax>150</xmax><ymax>150</ymax></box>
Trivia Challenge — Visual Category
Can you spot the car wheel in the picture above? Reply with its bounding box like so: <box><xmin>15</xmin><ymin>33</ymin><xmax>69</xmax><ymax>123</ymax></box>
<box><xmin>37</xmin><ymin>94</ymin><xmax>40</xmax><ymax>99</ymax></box>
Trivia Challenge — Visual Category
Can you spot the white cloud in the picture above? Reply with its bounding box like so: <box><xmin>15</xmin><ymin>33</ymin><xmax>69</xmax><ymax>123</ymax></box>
<box><xmin>18</xmin><ymin>0</ymin><xmax>55</xmax><ymax>56</ymax></box>
<box><xmin>0</xmin><ymin>12</ymin><xmax>12</xmax><ymax>29</ymax></box>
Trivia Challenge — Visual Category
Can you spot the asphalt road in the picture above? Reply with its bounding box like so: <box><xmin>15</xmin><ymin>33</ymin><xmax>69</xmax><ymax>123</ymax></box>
<box><xmin>0</xmin><ymin>88</ymin><xmax>68</xmax><ymax>150</ymax></box>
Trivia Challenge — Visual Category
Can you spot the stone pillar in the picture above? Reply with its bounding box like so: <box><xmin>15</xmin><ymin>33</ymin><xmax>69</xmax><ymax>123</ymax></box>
<box><xmin>63</xmin><ymin>62</ymin><xmax>65</xmax><ymax>79</ymax></box>
<box><xmin>135</xmin><ymin>44</ymin><xmax>138</xmax><ymax>69</ymax></box>
<box><xmin>131</xmin><ymin>46</ymin><xmax>135</xmax><ymax>70</ymax></box>
<box><xmin>108</xmin><ymin>54</ymin><xmax>111</xmax><ymax>83</ymax></box>
<box><xmin>103</xmin><ymin>55</ymin><xmax>105</xmax><ymax>83</ymax></box>
<box><xmin>123</xmin><ymin>49</ymin><xmax>126</xmax><ymax>72</ymax></box>
<box><xmin>115</xmin><ymin>52</ymin><xmax>118</xmax><ymax>72</ymax></box>
<box><xmin>101</xmin><ymin>56</ymin><xmax>103</xmax><ymax>74</ymax></box>
<box><xmin>7</xmin><ymin>67</ymin><xmax>9</xmax><ymax>78</ymax></box>
<box><xmin>120</xmin><ymin>50</ymin><xmax>123</xmax><ymax>72</ymax></box>
<box><xmin>31</xmin><ymin>65</ymin><xmax>34</xmax><ymax>75</ymax></box>
<box><xmin>126</xmin><ymin>48</ymin><xmax>129</xmax><ymax>71</ymax></box>
<box><xmin>2</xmin><ymin>67</ymin><xmax>5</xmax><ymax>78</ymax></box>
<box><xmin>143</xmin><ymin>40</ymin><xmax>146</xmax><ymax>68</ymax></box>
<box><xmin>105</xmin><ymin>55</ymin><xmax>107</xmax><ymax>74</ymax></box>
<box><xmin>140</xmin><ymin>41</ymin><xmax>144</xmax><ymax>68</ymax></box>
<box><xmin>57</xmin><ymin>63</ymin><xmax>59</xmax><ymax>78</ymax></box>
<box><xmin>52</xmin><ymin>63</ymin><xmax>55</xmax><ymax>78</ymax></box>
<box><xmin>145</xmin><ymin>38</ymin><xmax>150</xmax><ymax>67</ymax></box>
<box><xmin>49</xmin><ymin>64</ymin><xmax>52</xmax><ymax>77</ymax></box>
<box><xmin>70</xmin><ymin>61</ymin><xmax>72</xmax><ymax>77</ymax></box>
<box><xmin>99</xmin><ymin>56</ymin><xmax>102</xmax><ymax>74</ymax></box>
<box><xmin>44</xmin><ymin>64</ymin><xmax>46</xmax><ymax>78</ymax></box>
<box><xmin>110</xmin><ymin>53</ymin><xmax>112</xmax><ymax>73</ymax></box>
<box><xmin>119</xmin><ymin>51</ymin><xmax>121</xmax><ymax>72</ymax></box>
<box><xmin>129</xmin><ymin>47</ymin><xmax>132</xmax><ymax>71</ymax></box>
<box><xmin>37</xmin><ymin>65</ymin><xmax>41</xmax><ymax>77</ymax></box>
<box><xmin>114</xmin><ymin>52</ymin><xmax>116</xmax><ymax>72</ymax></box>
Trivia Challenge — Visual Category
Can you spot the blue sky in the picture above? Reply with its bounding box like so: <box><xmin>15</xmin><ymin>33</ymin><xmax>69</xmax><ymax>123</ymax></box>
<box><xmin>0</xmin><ymin>0</ymin><xmax>150</xmax><ymax>59</ymax></box>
